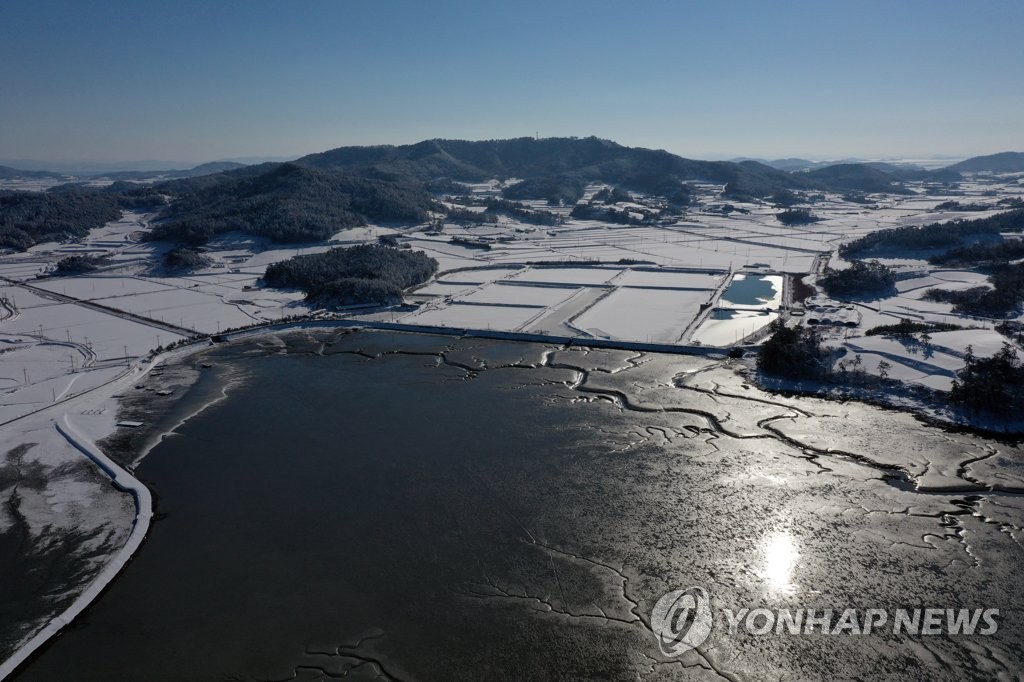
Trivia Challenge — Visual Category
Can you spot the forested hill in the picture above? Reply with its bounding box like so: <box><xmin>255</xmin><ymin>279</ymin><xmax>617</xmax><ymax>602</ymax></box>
<box><xmin>0</xmin><ymin>165</ymin><xmax>66</xmax><ymax>180</ymax></box>
<box><xmin>98</xmin><ymin>161</ymin><xmax>248</xmax><ymax>181</ymax></box>
<box><xmin>949</xmin><ymin>152</ymin><xmax>1024</xmax><ymax>173</ymax></box>
<box><xmin>0</xmin><ymin>184</ymin><xmax>165</xmax><ymax>250</ymax></box>
<box><xmin>806</xmin><ymin>163</ymin><xmax>914</xmax><ymax>195</ymax></box>
<box><xmin>147</xmin><ymin>163</ymin><xmax>437</xmax><ymax>245</ymax></box>
<box><xmin>295</xmin><ymin>137</ymin><xmax>818</xmax><ymax>198</ymax></box>
<box><xmin>145</xmin><ymin>138</ymin><xmax>828</xmax><ymax>246</ymax></box>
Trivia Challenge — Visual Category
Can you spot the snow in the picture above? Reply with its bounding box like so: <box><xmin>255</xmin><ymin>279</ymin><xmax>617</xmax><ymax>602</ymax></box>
<box><xmin>614</xmin><ymin>269</ymin><xmax>724</xmax><ymax>290</ymax></box>
<box><xmin>2</xmin><ymin>287</ymin><xmax>185</xmax><ymax>359</ymax></box>
<box><xmin>691</xmin><ymin>310</ymin><xmax>779</xmax><ymax>347</ymax></box>
<box><xmin>411</xmin><ymin>282</ymin><xmax>477</xmax><ymax>297</ymax></box>
<box><xmin>574</xmin><ymin>288</ymin><xmax>713</xmax><ymax>343</ymax></box>
<box><xmin>401</xmin><ymin>302</ymin><xmax>543</xmax><ymax>331</ymax></box>
<box><xmin>513</xmin><ymin>267</ymin><xmax>622</xmax><ymax>285</ymax></box>
<box><xmin>457</xmin><ymin>283</ymin><xmax>579</xmax><ymax>308</ymax></box>
<box><xmin>437</xmin><ymin>267</ymin><xmax>525</xmax><ymax>284</ymax></box>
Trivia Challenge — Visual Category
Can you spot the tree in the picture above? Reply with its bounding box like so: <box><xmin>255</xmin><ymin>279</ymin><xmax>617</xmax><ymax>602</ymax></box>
<box><xmin>757</xmin><ymin>321</ymin><xmax>830</xmax><ymax>380</ymax></box>
<box><xmin>819</xmin><ymin>260</ymin><xmax>896</xmax><ymax>297</ymax></box>
<box><xmin>776</xmin><ymin>208</ymin><xmax>819</xmax><ymax>226</ymax></box>
<box><xmin>949</xmin><ymin>343</ymin><xmax>1024</xmax><ymax>415</ymax></box>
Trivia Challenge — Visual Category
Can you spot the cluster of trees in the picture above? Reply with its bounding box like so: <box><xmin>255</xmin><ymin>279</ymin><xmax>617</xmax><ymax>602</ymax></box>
<box><xmin>444</xmin><ymin>197</ymin><xmax>563</xmax><ymax>226</ymax></box>
<box><xmin>569</xmin><ymin>203</ymin><xmax>643</xmax><ymax>225</ymax></box>
<box><xmin>865</xmin><ymin>321</ymin><xmax>963</xmax><ymax>336</ymax></box>
<box><xmin>481</xmin><ymin>198</ymin><xmax>562</xmax><ymax>226</ymax></box>
<box><xmin>996</xmin><ymin>321</ymin><xmax>1024</xmax><ymax>346</ymax></box>
<box><xmin>928</xmin><ymin>239</ymin><xmax>1024</xmax><ymax>266</ymax></box>
<box><xmin>842</xmin><ymin>192</ymin><xmax>876</xmax><ymax>205</ymax></box>
<box><xmin>922</xmin><ymin>263</ymin><xmax>1024</xmax><ymax>316</ymax></box>
<box><xmin>776</xmin><ymin>208</ymin><xmax>819</xmax><ymax>226</ymax></box>
<box><xmin>162</xmin><ymin>247</ymin><xmax>212</xmax><ymax>273</ymax></box>
<box><xmin>771</xmin><ymin>189</ymin><xmax>802</xmax><ymax>207</ymax></box>
<box><xmin>840</xmin><ymin>208</ymin><xmax>1024</xmax><ymax>257</ymax></box>
<box><xmin>501</xmin><ymin>175</ymin><xmax>586</xmax><ymax>206</ymax></box>
<box><xmin>54</xmin><ymin>254</ymin><xmax>108</xmax><ymax>275</ymax></box>
<box><xmin>757</xmin><ymin>320</ymin><xmax>831</xmax><ymax>379</ymax></box>
<box><xmin>949</xmin><ymin>344</ymin><xmax>1024</xmax><ymax>415</ymax></box>
<box><xmin>593</xmin><ymin>186</ymin><xmax>632</xmax><ymax>204</ymax></box>
<box><xmin>445</xmin><ymin>206</ymin><xmax>498</xmax><ymax>226</ymax></box>
<box><xmin>934</xmin><ymin>200</ymin><xmax>992</xmax><ymax>212</ymax></box>
<box><xmin>0</xmin><ymin>191</ymin><xmax>123</xmax><ymax>249</ymax></box>
<box><xmin>818</xmin><ymin>260</ymin><xmax>896</xmax><ymax>296</ymax></box>
<box><xmin>263</xmin><ymin>243</ymin><xmax>437</xmax><ymax>305</ymax></box>
<box><xmin>148</xmin><ymin>164</ymin><xmax>438</xmax><ymax>246</ymax></box>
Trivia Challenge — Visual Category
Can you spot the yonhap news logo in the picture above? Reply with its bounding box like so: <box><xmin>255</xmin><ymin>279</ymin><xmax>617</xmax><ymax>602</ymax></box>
<box><xmin>650</xmin><ymin>587</ymin><xmax>713</xmax><ymax>656</ymax></box>
<box><xmin>651</xmin><ymin>586</ymin><xmax>999</xmax><ymax>657</ymax></box>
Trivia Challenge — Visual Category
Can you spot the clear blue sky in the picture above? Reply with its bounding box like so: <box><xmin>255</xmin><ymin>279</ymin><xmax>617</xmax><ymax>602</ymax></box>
<box><xmin>2</xmin><ymin>0</ymin><xmax>1022</xmax><ymax>164</ymax></box>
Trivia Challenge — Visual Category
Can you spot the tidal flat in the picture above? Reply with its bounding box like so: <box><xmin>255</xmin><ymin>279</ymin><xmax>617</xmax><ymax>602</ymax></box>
<box><xmin>15</xmin><ymin>330</ymin><xmax>1024</xmax><ymax>681</ymax></box>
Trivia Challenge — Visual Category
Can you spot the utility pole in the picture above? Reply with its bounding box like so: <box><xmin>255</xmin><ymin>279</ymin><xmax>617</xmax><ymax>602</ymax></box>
<box><xmin>124</xmin><ymin>345</ymin><xmax>129</xmax><ymax>366</ymax></box>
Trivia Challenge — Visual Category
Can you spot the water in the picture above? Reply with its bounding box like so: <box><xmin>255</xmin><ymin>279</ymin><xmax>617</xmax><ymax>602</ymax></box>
<box><xmin>719</xmin><ymin>274</ymin><xmax>780</xmax><ymax>308</ymax></box>
<box><xmin>15</xmin><ymin>332</ymin><xmax>1024</xmax><ymax>680</ymax></box>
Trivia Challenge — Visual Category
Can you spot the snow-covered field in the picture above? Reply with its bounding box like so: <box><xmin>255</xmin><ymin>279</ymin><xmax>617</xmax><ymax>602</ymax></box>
<box><xmin>457</xmin><ymin>283</ymin><xmax>579</xmax><ymax>308</ymax></box>
<box><xmin>2</xmin><ymin>287</ymin><xmax>184</xmax><ymax>359</ymax></box>
<box><xmin>401</xmin><ymin>302</ymin><xmax>543</xmax><ymax>331</ymax></box>
<box><xmin>574</xmin><ymin>287</ymin><xmax>714</xmax><ymax>343</ymax></box>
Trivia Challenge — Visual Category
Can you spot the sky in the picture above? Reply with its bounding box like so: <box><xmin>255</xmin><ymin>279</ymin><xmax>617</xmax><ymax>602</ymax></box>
<box><xmin>2</xmin><ymin>0</ymin><xmax>1022</xmax><ymax>165</ymax></box>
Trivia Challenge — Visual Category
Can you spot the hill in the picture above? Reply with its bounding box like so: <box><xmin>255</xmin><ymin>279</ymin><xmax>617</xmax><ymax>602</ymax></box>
<box><xmin>147</xmin><ymin>163</ymin><xmax>437</xmax><ymax>245</ymax></box>
<box><xmin>0</xmin><ymin>165</ymin><xmax>66</xmax><ymax>180</ymax></box>
<box><xmin>949</xmin><ymin>152</ymin><xmax>1024</xmax><ymax>173</ymax></box>
<box><xmin>0</xmin><ymin>191</ymin><xmax>122</xmax><ymax>249</ymax></box>
<box><xmin>807</xmin><ymin>163</ymin><xmax>913</xmax><ymax>194</ymax></box>
<box><xmin>97</xmin><ymin>161</ymin><xmax>248</xmax><ymax>181</ymax></box>
<box><xmin>296</xmin><ymin>137</ymin><xmax>816</xmax><ymax>199</ymax></box>
<box><xmin>763</xmin><ymin>158</ymin><xmax>821</xmax><ymax>171</ymax></box>
<box><xmin>862</xmin><ymin>162</ymin><xmax>961</xmax><ymax>183</ymax></box>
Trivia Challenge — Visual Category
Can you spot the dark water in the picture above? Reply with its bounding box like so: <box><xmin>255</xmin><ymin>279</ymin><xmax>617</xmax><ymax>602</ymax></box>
<box><xmin>17</xmin><ymin>335</ymin><xmax>659</xmax><ymax>681</ymax></box>
<box><xmin>15</xmin><ymin>331</ymin><xmax>1024</xmax><ymax>681</ymax></box>
<box><xmin>720</xmin><ymin>275</ymin><xmax>776</xmax><ymax>307</ymax></box>
<box><xmin>708</xmin><ymin>308</ymin><xmax>767</xmax><ymax>321</ymax></box>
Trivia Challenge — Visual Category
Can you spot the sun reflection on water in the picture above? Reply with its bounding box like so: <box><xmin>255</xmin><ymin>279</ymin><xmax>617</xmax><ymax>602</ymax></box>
<box><xmin>761</xmin><ymin>530</ymin><xmax>799</xmax><ymax>594</ymax></box>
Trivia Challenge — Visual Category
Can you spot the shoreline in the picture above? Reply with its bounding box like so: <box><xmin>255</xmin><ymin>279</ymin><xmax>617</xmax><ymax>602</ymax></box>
<box><xmin>743</xmin><ymin>364</ymin><xmax>1024</xmax><ymax>440</ymax></box>
<box><xmin>0</xmin><ymin>341</ymin><xmax>210</xmax><ymax>681</ymax></box>
<box><xmin>0</xmin><ymin>415</ymin><xmax>155</xmax><ymax>679</ymax></box>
